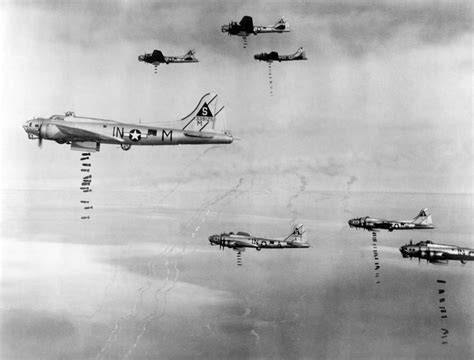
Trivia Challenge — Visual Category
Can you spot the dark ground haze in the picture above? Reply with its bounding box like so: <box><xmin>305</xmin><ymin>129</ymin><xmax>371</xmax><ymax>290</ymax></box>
<box><xmin>2</xmin><ymin>187</ymin><xmax>473</xmax><ymax>359</ymax></box>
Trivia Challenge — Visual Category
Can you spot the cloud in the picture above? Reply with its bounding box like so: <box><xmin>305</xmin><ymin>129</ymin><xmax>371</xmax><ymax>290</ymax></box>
<box><xmin>298</xmin><ymin>1</ymin><xmax>472</xmax><ymax>56</ymax></box>
<box><xmin>11</xmin><ymin>1</ymin><xmax>472</xmax><ymax>57</ymax></box>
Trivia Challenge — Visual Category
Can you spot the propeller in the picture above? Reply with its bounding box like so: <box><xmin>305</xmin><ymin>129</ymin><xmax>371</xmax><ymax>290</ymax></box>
<box><xmin>37</xmin><ymin>121</ymin><xmax>43</xmax><ymax>148</ymax></box>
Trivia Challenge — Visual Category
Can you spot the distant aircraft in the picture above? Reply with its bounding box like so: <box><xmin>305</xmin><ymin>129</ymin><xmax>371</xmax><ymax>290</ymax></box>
<box><xmin>138</xmin><ymin>49</ymin><xmax>198</xmax><ymax>66</ymax></box>
<box><xmin>254</xmin><ymin>47</ymin><xmax>307</xmax><ymax>62</ymax></box>
<box><xmin>400</xmin><ymin>240</ymin><xmax>474</xmax><ymax>264</ymax></box>
<box><xmin>209</xmin><ymin>224</ymin><xmax>310</xmax><ymax>251</ymax></box>
<box><xmin>23</xmin><ymin>93</ymin><xmax>232</xmax><ymax>152</ymax></box>
<box><xmin>222</xmin><ymin>16</ymin><xmax>289</xmax><ymax>47</ymax></box>
<box><xmin>348</xmin><ymin>208</ymin><xmax>434</xmax><ymax>231</ymax></box>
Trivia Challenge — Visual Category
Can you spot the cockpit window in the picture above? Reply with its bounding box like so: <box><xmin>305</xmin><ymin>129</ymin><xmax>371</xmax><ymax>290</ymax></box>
<box><xmin>34</xmin><ymin>124</ymin><xmax>39</xmax><ymax>127</ymax></box>
<box><xmin>29</xmin><ymin>122</ymin><xmax>32</xmax><ymax>127</ymax></box>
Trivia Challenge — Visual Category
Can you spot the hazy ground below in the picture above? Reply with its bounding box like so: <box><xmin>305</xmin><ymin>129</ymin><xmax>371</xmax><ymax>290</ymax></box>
<box><xmin>2</xmin><ymin>185</ymin><xmax>472</xmax><ymax>359</ymax></box>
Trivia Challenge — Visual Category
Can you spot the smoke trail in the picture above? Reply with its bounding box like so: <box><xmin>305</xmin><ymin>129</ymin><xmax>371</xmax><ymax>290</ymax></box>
<box><xmin>158</xmin><ymin>146</ymin><xmax>225</xmax><ymax>203</ymax></box>
<box><xmin>251</xmin><ymin>329</ymin><xmax>261</xmax><ymax>345</ymax></box>
<box><xmin>95</xmin><ymin>245</ymin><xmax>171</xmax><ymax>360</ymax></box>
<box><xmin>287</xmin><ymin>174</ymin><xmax>307</xmax><ymax>224</ymax></box>
<box><xmin>342</xmin><ymin>175</ymin><xmax>358</xmax><ymax>214</ymax></box>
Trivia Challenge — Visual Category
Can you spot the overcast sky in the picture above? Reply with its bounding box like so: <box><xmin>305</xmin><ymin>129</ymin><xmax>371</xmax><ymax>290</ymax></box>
<box><xmin>0</xmin><ymin>0</ymin><xmax>472</xmax><ymax>194</ymax></box>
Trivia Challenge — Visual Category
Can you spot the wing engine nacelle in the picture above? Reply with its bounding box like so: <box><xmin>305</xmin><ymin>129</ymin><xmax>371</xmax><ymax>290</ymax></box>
<box><xmin>41</xmin><ymin>123</ymin><xmax>66</xmax><ymax>141</ymax></box>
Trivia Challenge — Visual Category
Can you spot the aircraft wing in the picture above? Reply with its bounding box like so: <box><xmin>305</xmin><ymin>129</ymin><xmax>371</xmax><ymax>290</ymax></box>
<box><xmin>230</xmin><ymin>239</ymin><xmax>258</xmax><ymax>249</ymax></box>
<box><xmin>55</xmin><ymin>123</ymin><xmax>124</xmax><ymax>143</ymax></box>
<box><xmin>428</xmin><ymin>258</ymin><xmax>449</xmax><ymax>265</ymax></box>
<box><xmin>152</xmin><ymin>50</ymin><xmax>166</xmax><ymax>63</ymax></box>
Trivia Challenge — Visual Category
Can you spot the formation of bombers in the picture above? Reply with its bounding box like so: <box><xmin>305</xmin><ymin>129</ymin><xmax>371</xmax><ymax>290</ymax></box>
<box><xmin>348</xmin><ymin>208</ymin><xmax>472</xmax><ymax>265</ymax></box>
<box><xmin>23</xmin><ymin>14</ymin><xmax>471</xmax><ymax>268</ymax></box>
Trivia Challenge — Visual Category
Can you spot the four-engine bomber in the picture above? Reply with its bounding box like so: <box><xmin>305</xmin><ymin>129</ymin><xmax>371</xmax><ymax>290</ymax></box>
<box><xmin>400</xmin><ymin>240</ymin><xmax>474</xmax><ymax>264</ymax></box>
<box><xmin>23</xmin><ymin>93</ymin><xmax>232</xmax><ymax>152</ymax></box>
<box><xmin>209</xmin><ymin>224</ymin><xmax>310</xmax><ymax>252</ymax></box>
<box><xmin>348</xmin><ymin>208</ymin><xmax>434</xmax><ymax>232</ymax></box>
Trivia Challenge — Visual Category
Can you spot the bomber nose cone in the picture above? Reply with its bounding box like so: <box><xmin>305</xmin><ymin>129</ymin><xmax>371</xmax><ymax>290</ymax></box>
<box><xmin>348</xmin><ymin>219</ymin><xmax>354</xmax><ymax>227</ymax></box>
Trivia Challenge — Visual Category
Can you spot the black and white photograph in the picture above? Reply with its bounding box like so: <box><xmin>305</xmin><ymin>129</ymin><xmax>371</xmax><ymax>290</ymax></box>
<box><xmin>1</xmin><ymin>1</ymin><xmax>472</xmax><ymax>359</ymax></box>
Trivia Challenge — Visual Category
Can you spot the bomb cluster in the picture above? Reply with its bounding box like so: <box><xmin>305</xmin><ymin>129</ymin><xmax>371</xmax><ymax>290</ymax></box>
<box><xmin>372</xmin><ymin>231</ymin><xmax>381</xmax><ymax>284</ymax></box>
<box><xmin>437</xmin><ymin>279</ymin><xmax>449</xmax><ymax>345</ymax></box>
<box><xmin>79</xmin><ymin>153</ymin><xmax>93</xmax><ymax>220</ymax></box>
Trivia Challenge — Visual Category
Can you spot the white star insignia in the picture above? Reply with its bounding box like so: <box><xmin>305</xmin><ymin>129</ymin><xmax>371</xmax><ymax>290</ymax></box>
<box><xmin>129</xmin><ymin>129</ymin><xmax>141</xmax><ymax>141</ymax></box>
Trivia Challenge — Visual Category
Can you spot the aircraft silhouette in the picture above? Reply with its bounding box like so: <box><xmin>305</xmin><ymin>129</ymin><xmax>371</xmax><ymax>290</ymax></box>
<box><xmin>348</xmin><ymin>208</ymin><xmax>434</xmax><ymax>231</ymax></box>
<box><xmin>138</xmin><ymin>49</ymin><xmax>198</xmax><ymax>66</ymax></box>
<box><xmin>254</xmin><ymin>47</ymin><xmax>307</xmax><ymax>63</ymax></box>
<box><xmin>222</xmin><ymin>16</ymin><xmax>289</xmax><ymax>47</ymax></box>
<box><xmin>209</xmin><ymin>224</ymin><xmax>310</xmax><ymax>251</ymax></box>
<box><xmin>23</xmin><ymin>93</ymin><xmax>232</xmax><ymax>152</ymax></box>
<box><xmin>400</xmin><ymin>240</ymin><xmax>474</xmax><ymax>264</ymax></box>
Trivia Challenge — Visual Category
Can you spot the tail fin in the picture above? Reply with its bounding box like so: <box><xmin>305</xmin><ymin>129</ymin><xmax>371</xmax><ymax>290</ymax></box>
<box><xmin>181</xmin><ymin>93</ymin><xmax>226</xmax><ymax>133</ymax></box>
<box><xmin>183</xmin><ymin>49</ymin><xmax>197</xmax><ymax>60</ymax></box>
<box><xmin>285</xmin><ymin>224</ymin><xmax>308</xmax><ymax>245</ymax></box>
<box><xmin>412</xmin><ymin>208</ymin><xmax>433</xmax><ymax>225</ymax></box>
<box><xmin>293</xmin><ymin>47</ymin><xmax>306</xmax><ymax>59</ymax></box>
<box><xmin>273</xmin><ymin>16</ymin><xmax>289</xmax><ymax>31</ymax></box>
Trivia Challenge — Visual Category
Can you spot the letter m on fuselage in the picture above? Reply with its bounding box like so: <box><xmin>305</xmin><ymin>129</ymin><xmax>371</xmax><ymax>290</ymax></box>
<box><xmin>162</xmin><ymin>129</ymin><xmax>173</xmax><ymax>142</ymax></box>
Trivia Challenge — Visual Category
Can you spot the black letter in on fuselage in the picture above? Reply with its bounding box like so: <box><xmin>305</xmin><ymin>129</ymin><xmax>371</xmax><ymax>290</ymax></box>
<box><xmin>113</xmin><ymin>127</ymin><xmax>124</xmax><ymax>138</ymax></box>
<box><xmin>162</xmin><ymin>129</ymin><xmax>173</xmax><ymax>142</ymax></box>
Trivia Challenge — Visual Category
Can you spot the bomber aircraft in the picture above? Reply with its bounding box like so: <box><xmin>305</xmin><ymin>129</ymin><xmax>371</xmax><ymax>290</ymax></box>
<box><xmin>221</xmin><ymin>16</ymin><xmax>289</xmax><ymax>47</ymax></box>
<box><xmin>348</xmin><ymin>208</ymin><xmax>434</xmax><ymax>232</ymax></box>
<box><xmin>400</xmin><ymin>240</ymin><xmax>474</xmax><ymax>264</ymax></box>
<box><xmin>254</xmin><ymin>47</ymin><xmax>307</xmax><ymax>62</ymax></box>
<box><xmin>23</xmin><ymin>93</ymin><xmax>232</xmax><ymax>152</ymax></box>
<box><xmin>209</xmin><ymin>224</ymin><xmax>310</xmax><ymax>252</ymax></box>
<box><xmin>138</xmin><ymin>49</ymin><xmax>198</xmax><ymax>66</ymax></box>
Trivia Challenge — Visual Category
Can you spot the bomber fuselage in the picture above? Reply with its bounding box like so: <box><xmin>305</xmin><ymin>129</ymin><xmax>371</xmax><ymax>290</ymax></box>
<box><xmin>23</xmin><ymin>116</ymin><xmax>232</xmax><ymax>146</ymax></box>
<box><xmin>208</xmin><ymin>232</ymin><xmax>310</xmax><ymax>250</ymax></box>
<box><xmin>348</xmin><ymin>216</ymin><xmax>434</xmax><ymax>231</ymax></box>
<box><xmin>400</xmin><ymin>241</ymin><xmax>474</xmax><ymax>264</ymax></box>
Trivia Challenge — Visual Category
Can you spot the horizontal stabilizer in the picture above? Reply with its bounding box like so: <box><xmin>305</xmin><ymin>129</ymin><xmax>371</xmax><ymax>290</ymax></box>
<box><xmin>183</xmin><ymin>130</ymin><xmax>214</xmax><ymax>138</ymax></box>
